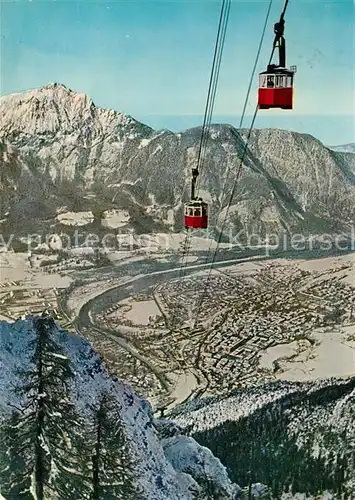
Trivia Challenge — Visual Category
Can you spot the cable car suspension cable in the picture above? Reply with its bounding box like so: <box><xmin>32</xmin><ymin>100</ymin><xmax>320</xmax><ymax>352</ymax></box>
<box><xmin>197</xmin><ymin>0</ymin><xmax>273</xmax><ymax>278</ymax></box>
<box><xmin>209</xmin><ymin>0</ymin><xmax>273</xmax><ymax>269</ymax></box>
<box><xmin>238</xmin><ymin>0</ymin><xmax>273</xmax><ymax>128</ymax></box>
<box><xmin>178</xmin><ymin>0</ymin><xmax>231</xmax><ymax>281</ymax></box>
<box><xmin>195</xmin><ymin>0</ymin><xmax>231</xmax><ymax>192</ymax></box>
<box><xmin>193</xmin><ymin>0</ymin><xmax>290</xmax><ymax>327</ymax></box>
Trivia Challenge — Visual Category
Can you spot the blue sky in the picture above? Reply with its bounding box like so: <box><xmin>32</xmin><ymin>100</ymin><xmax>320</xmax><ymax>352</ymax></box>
<box><xmin>1</xmin><ymin>0</ymin><xmax>354</xmax><ymax>144</ymax></box>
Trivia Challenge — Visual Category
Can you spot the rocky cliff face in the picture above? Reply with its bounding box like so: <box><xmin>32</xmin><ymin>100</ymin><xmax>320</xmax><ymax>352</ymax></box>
<box><xmin>1</xmin><ymin>83</ymin><xmax>354</xmax><ymax>238</ymax></box>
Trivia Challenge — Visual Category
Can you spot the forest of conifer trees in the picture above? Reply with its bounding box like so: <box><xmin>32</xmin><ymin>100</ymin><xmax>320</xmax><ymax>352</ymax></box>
<box><xmin>187</xmin><ymin>380</ymin><xmax>355</xmax><ymax>499</ymax></box>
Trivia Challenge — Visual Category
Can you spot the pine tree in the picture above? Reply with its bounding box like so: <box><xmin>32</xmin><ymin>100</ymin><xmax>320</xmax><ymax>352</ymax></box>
<box><xmin>91</xmin><ymin>392</ymin><xmax>142</xmax><ymax>499</ymax></box>
<box><xmin>0</xmin><ymin>410</ymin><xmax>33</xmax><ymax>499</ymax></box>
<box><xmin>2</xmin><ymin>316</ymin><xmax>92</xmax><ymax>499</ymax></box>
<box><xmin>49</xmin><ymin>403</ymin><xmax>92</xmax><ymax>499</ymax></box>
<box><xmin>35</xmin><ymin>317</ymin><xmax>92</xmax><ymax>498</ymax></box>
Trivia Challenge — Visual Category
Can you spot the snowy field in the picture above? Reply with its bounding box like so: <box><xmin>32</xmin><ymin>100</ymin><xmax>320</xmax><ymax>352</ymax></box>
<box><xmin>167</xmin><ymin>371</ymin><xmax>199</xmax><ymax>408</ymax></box>
<box><xmin>0</xmin><ymin>252</ymin><xmax>72</xmax><ymax>321</ymax></box>
<box><xmin>101</xmin><ymin>209</ymin><xmax>130</xmax><ymax>228</ymax></box>
<box><xmin>260</xmin><ymin>325</ymin><xmax>355</xmax><ymax>381</ymax></box>
<box><xmin>114</xmin><ymin>232</ymin><xmax>233</xmax><ymax>253</ymax></box>
<box><xmin>66</xmin><ymin>278</ymin><xmax>134</xmax><ymax>318</ymax></box>
<box><xmin>296</xmin><ymin>253</ymin><xmax>354</xmax><ymax>273</ymax></box>
<box><xmin>125</xmin><ymin>300</ymin><xmax>161</xmax><ymax>325</ymax></box>
<box><xmin>56</xmin><ymin>210</ymin><xmax>94</xmax><ymax>226</ymax></box>
<box><xmin>0</xmin><ymin>252</ymin><xmax>71</xmax><ymax>289</ymax></box>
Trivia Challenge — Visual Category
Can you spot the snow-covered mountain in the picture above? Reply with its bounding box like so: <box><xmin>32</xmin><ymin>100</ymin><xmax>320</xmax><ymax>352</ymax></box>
<box><xmin>169</xmin><ymin>379</ymin><xmax>355</xmax><ymax>499</ymax></box>
<box><xmin>1</xmin><ymin>83</ymin><xmax>354</xmax><ymax>238</ymax></box>
<box><xmin>0</xmin><ymin>316</ymin><xmax>241</xmax><ymax>499</ymax></box>
<box><xmin>328</xmin><ymin>143</ymin><xmax>355</xmax><ymax>154</ymax></box>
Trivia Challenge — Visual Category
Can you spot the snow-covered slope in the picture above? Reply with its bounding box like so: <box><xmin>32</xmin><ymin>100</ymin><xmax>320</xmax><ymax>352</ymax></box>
<box><xmin>1</xmin><ymin>84</ymin><xmax>354</xmax><ymax>237</ymax></box>
<box><xmin>169</xmin><ymin>379</ymin><xmax>355</xmax><ymax>498</ymax></box>
<box><xmin>0</xmin><ymin>316</ymin><xmax>240</xmax><ymax>499</ymax></box>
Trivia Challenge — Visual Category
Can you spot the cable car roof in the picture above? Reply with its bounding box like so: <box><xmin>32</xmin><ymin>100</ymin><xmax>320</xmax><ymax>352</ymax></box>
<box><xmin>260</xmin><ymin>67</ymin><xmax>294</xmax><ymax>76</ymax></box>
<box><xmin>185</xmin><ymin>200</ymin><xmax>208</xmax><ymax>207</ymax></box>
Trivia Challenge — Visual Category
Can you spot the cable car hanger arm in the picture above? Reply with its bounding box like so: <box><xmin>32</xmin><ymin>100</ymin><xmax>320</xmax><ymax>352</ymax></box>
<box><xmin>268</xmin><ymin>0</ymin><xmax>289</xmax><ymax>69</ymax></box>
<box><xmin>191</xmin><ymin>167</ymin><xmax>199</xmax><ymax>200</ymax></box>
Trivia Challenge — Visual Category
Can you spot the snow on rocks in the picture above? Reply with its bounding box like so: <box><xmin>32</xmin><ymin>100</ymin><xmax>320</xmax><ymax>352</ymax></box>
<box><xmin>162</xmin><ymin>435</ymin><xmax>241</xmax><ymax>498</ymax></box>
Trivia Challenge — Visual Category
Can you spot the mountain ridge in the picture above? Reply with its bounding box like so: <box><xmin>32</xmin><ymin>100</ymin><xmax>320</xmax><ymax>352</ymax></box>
<box><xmin>328</xmin><ymin>143</ymin><xmax>355</xmax><ymax>154</ymax></box>
<box><xmin>1</xmin><ymin>84</ymin><xmax>354</xmax><ymax>239</ymax></box>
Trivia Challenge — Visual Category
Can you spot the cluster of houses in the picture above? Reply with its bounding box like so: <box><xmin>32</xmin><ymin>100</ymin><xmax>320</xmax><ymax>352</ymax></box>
<box><xmin>0</xmin><ymin>284</ymin><xmax>60</xmax><ymax>321</ymax></box>
<box><xmin>146</xmin><ymin>262</ymin><xmax>355</xmax><ymax>394</ymax></box>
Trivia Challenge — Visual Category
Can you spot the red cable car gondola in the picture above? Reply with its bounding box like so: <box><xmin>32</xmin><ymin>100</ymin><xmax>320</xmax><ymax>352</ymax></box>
<box><xmin>258</xmin><ymin>67</ymin><xmax>294</xmax><ymax>109</ymax></box>
<box><xmin>184</xmin><ymin>167</ymin><xmax>208</xmax><ymax>230</ymax></box>
<box><xmin>184</xmin><ymin>199</ymin><xmax>208</xmax><ymax>229</ymax></box>
<box><xmin>258</xmin><ymin>13</ymin><xmax>296</xmax><ymax>110</ymax></box>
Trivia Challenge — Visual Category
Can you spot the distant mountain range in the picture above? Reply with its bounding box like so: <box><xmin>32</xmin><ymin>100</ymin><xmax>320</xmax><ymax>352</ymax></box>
<box><xmin>328</xmin><ymin>143</ymin><xmax>355</xmax><ymax>154</ymax></box>
<box><xmin>1</xmin><ymin>83</ymin><xmax>354</xmax><ymax>241</ymax></box>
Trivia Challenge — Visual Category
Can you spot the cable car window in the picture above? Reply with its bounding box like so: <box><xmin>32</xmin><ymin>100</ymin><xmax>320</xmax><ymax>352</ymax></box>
<box><xmin>260</xmin><ymin>75</ymin><xmax>267</xmax><ymax>88</ymax></box>
<box><xmin>275</xmin><ymin>76</ymin><xmax>286</xmax><ymax>88</ymax></box>
<box><xmin>189</xmin><ymin>208</ymin><xmax>193</xmax><ymax>216</ymax></box>
<box><xmin>287</xmin><ymin>76</ymin><xmax>292</xmax><ymax>87</ymax></box>
<box><xmin>194</xmin><ymin>208</ymin><xmax>201</xmax><ymax>216</ymax></box>
<box><xmin>267</xmin><ymin>75</ymin><xmax>274</xmax><ymax>88</ymax></box>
